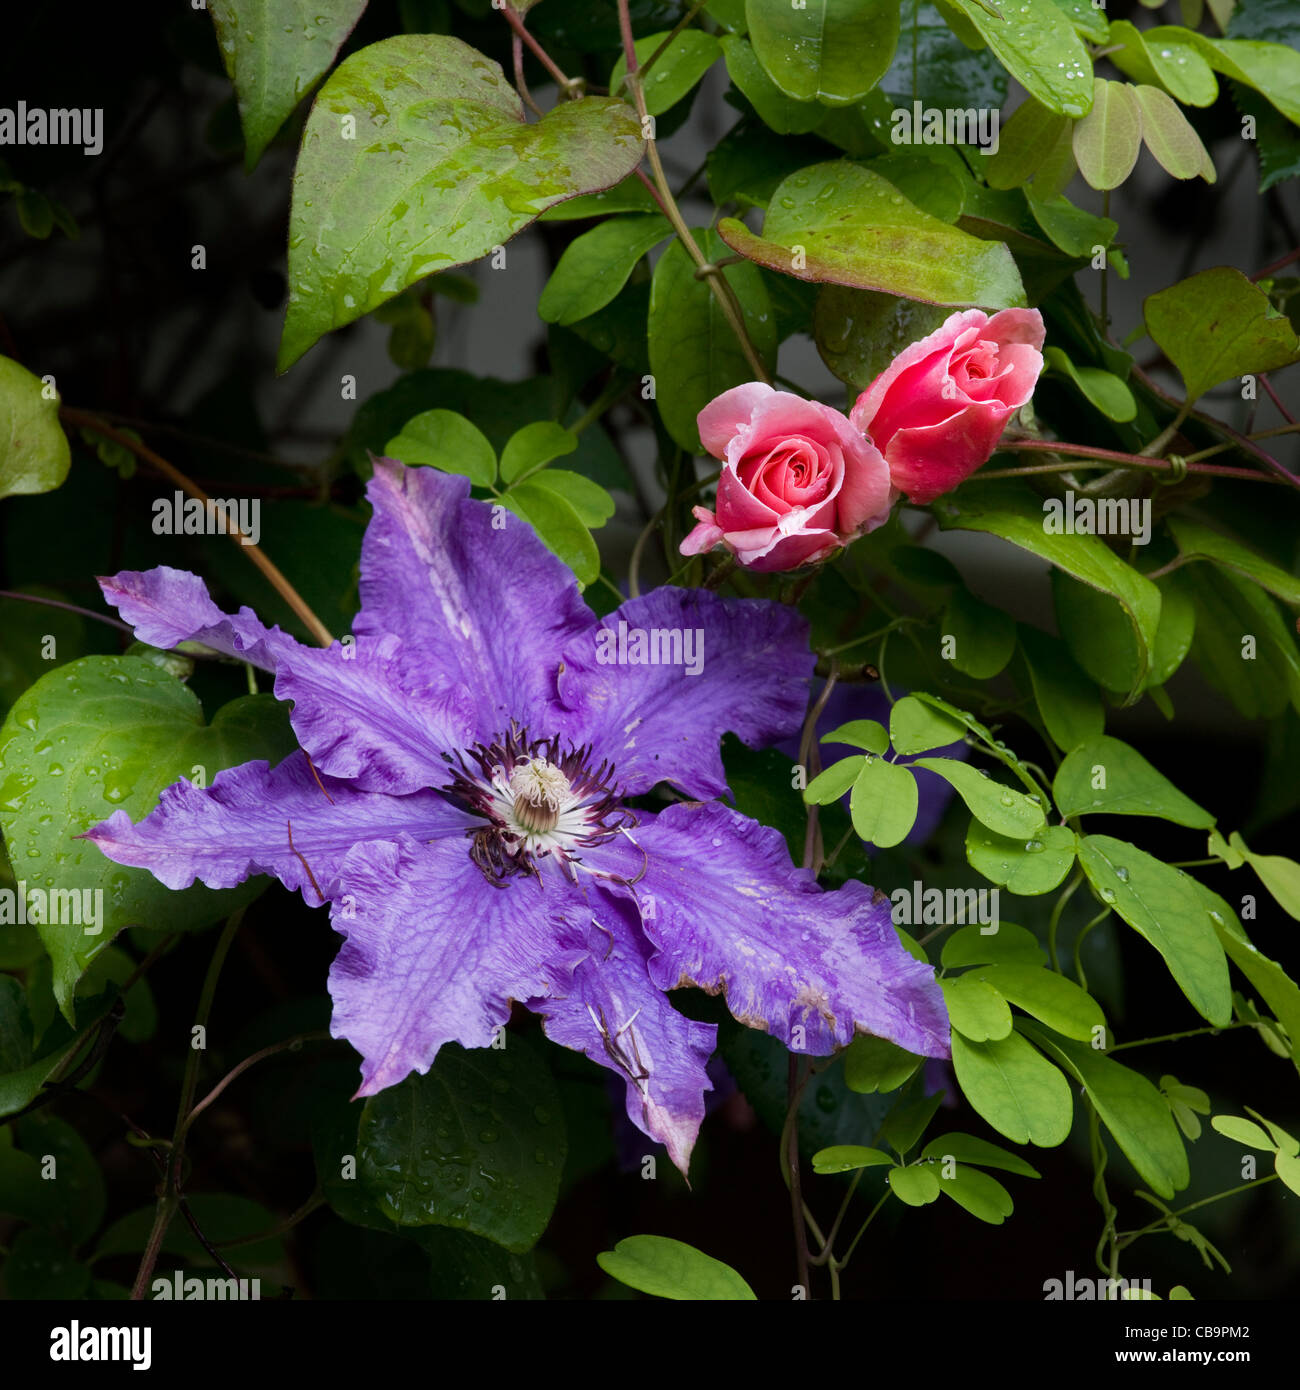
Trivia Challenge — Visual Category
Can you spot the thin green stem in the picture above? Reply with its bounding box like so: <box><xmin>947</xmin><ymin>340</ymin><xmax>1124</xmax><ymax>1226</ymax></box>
<box><xmin>1047</xmin><ymin>871</ymin><xmax>1083</xmax><ymax>974</ymax></box>
<box><xmin>1072</xmin><ymin>905</ymin><xmax>1111</xmax><ymax>992</ymax></box>
<box><xmin>1110</xmin><ymin>1021</ymin><xmax>1252</xmax><ymax>1052</ymax></box>
<box><xmin>836</xmin><ymin>1190</ymin><xmax>890</xmax><ymax>1269</ymax></box>
<box><xmin>130</xmin><ymin>910</ymin><xmax>244</xmax><ymax>1300</ymax></box>
<box><xmin>569</xmin><ymin>373</ymin><xmax>631</xmax><ymax>434</ymax></box>
<box><xmin>1116</xmin><ymin>1176</ymin><xmax>1278</xmax><ymax>1245</ymax></box>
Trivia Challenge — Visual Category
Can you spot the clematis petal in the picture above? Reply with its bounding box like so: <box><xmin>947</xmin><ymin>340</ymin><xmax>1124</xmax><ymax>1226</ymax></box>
<box><xmin>528</xmin><ymin>891</ymin><xmax>716</xmax><ymax>1177</ymax></box>
<box><xmin>98</xmin><ymin>566</ymin><xmax>300</xmax><ymax>672</ymax></box>
<box><xmin>553</xmin><ymin>587</ymin><xmax>812</xmax><ymax>799</ymax></box>
<box><xmin>356</xmin><ymin>459</ymin><xmax>595</xmax><ymax>738</ymax></box>
<box><xmin>274</xmin><ymin>633</ymin><xmax>474</xmax><ymax>794</ymax></box>
<box><xmin>597</xmin><ymin>801</ymin><xmax>950</xmax><ymax>1059</ymax></box>
<box><xmin>328</xmin><ymin>835</ymin><xmax>570</xmax><ymax>1096</ymax></box>
<box><xmin>83</xmin><ymin>751</ymin><xmax>473</xmax><ymax>896</ymax></box>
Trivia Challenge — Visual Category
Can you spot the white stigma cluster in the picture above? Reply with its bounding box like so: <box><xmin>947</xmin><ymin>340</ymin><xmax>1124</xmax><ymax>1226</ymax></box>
<box><xmin>489</xmin><ymin>756</ymin><xmax>582</xmax><ymax>848</ymax></box>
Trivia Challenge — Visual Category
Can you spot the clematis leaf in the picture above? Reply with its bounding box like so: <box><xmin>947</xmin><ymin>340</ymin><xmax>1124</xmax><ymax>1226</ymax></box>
<box><xmin>357</xmin><ymin>1039</ymin><xmax>566</xmax><ymax>1252</ymax></box>
<box><xmin>208</xmin><ymin>0</ymin><xmax>368</xmax><ymax>169</ymax></box>
<box><xmin>280</xmin><ymin>35</ymin><xmax>644</xmax><ymax>369</ymax></box>
<box><xmin>0</xmin><ymin>658</ymin><xmax>295</xmax><ymax>1018</ymax></box>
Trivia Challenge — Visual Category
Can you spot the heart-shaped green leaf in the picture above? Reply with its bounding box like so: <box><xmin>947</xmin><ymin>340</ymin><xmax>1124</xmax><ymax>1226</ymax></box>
<box><xmin>209</xmin><ymin>0</ymin><xmax>368</xmax><ymax>169</ymax></box>
<box><xmin>280</xmin><ymin>35</ymin><xmax>644</xmax><ymax>369</ymax></box>
<box><xmin>0</xmin><ymin>658</ymin><xmax>296</xmax><ymax>1015</ymax></box>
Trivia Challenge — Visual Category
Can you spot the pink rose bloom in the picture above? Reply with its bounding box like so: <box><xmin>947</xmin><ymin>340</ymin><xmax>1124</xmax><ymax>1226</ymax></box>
<box><xmin>850</xmin><ymin>308</ymin><xmax>1045</xmax><ymax>505</ymax></box>
<box><xmin>680</xmin><ymin>383</ymin><xmax>893</xmax><ymax>573</ymax></box>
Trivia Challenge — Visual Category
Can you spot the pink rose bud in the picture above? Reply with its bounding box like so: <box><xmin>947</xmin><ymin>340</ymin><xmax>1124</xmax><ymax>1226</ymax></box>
<box><xmin>850</xmin><ymin>308</ymin><xmax>1046</xmax><ymax>505</ymax></box>
<box><xmin>680</xmin><ymin>383</ymin><xmax>894</xmax><ymax>573</ymax></box>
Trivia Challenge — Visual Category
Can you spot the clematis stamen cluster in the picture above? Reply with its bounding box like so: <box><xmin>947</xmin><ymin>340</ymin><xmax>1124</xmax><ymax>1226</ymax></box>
<box><xmin>85</xmin><ymin>459</ymin><xmax>948</xmax><ymax>1174</ymax></box>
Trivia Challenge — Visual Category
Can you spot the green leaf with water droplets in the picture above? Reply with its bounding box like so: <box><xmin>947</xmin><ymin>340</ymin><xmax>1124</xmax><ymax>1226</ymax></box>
<box><xmin>357</xmin><ymin>1038</ymin><xmax>566</xmax><ymax>1252</ymax></box>
<box><xmin>1076</xmin><ymin>835</ymin><xmax>1232</xmax><ymax>1026</ymax></box>
<box><xmin>1105</xmin><ymin>22</ymin><xmax>1219</xmax><ymax>107</ymax></box>
<box><xmin>966</xmin><ymin>822</ymin><xmax>1076</xmax><ymax>895</ymax></box>
<box><xmin>944</xmin><ymin>0</ymin><xmax>1095</xmax><ymax>118</ymax></box>
<box><xmin>279</xmin><ymin>35</ymin><xmax>644</xmax><ymax>370</ymax></box>
<box><xmin>921</xmin><ymin>1131</ymin><xmax>1041</xmax><ymax>1177</ymax></box>
<box><xmin>811</xmin><ymin>1143</ymin><xmax>895</xmax><ymax>1173</ymax></box>
<box><xmin>745</xmin><ymin>0</ymin><xmax>900</xmax><ymax>106</ymax></box>
<box><xmin>610</xmin><ymin>30</ymin><xmax>722</xmax><ymax>116</ymax></box>
<box><xmin>718</xmin><ymin>162</ymin><xmax>1025</xmax><ymax>309</ymax></box>
<box><xmin>719</xmin><ymin>35</ymin><xmax>829</xmax><ymax>134</ymax></box>
<box><xmin>0</xmin><ymin>355</ymin><xmax>70</xmax><ymax>502</ymax></box>
<box><xmin>208</xmin><ymin>0</ymin><xmax>369</xmax><ymax>170</ymax></box>
<box><xmin>889</xmin><ymin>694</ymin><xmax>966</xmax><ymax>757</ymax></box>
<box><xmin>910</xmin><ymin>758</ymin><xmax>1047</xmax><ymax>839</ymax></box>
<box><xmin>0</xmin><ymin>657</ymin><xmax>295</xmax><ymax>1019</ymax></box>
<box><xmin>597</xmin><ymin>1234</ymin><xmax>756</xmax><ymax>1299</ymax></box>
<box><xmin>1054</xmin><ymin>736</ymin><xmax>1214</xmax><ymax>828</ymax></box>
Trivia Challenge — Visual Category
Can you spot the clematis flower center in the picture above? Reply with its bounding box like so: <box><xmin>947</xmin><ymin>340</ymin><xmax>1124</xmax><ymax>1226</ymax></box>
<box><xmin>439</xmin><ymin>727</ymin><xmax>641</xmax><ymax>887</ymax></box>
<box><xmin>509</xmin><ymin>758</ymin><xmax>572</xmax><ymax>833</ymax></box>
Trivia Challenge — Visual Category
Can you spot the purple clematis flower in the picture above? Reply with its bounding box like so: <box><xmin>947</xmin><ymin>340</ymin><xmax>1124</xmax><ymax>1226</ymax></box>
<box><xmin>85</xmin><ymin>460</ymin><xmax>948</xmax><ymax>1173</ymax></box>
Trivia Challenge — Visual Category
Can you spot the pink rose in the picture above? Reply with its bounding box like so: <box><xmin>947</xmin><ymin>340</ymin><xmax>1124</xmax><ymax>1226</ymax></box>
<box><xmin>850</xmin><ymin>308</ymin><xmax>1045</xmax><ymax>505</ymax></box>
<box><xmin>680</xmin><ymin>383</ymin><xmax>893</xmax><ymax>572</ymax></box>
